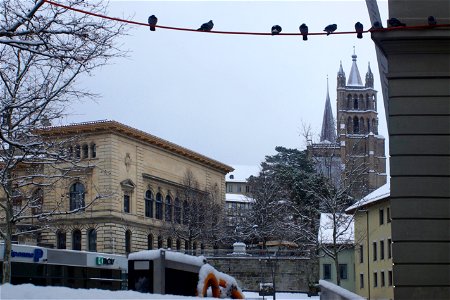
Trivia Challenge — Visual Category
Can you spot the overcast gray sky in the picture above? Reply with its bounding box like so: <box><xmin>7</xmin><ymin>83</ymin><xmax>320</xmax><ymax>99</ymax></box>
<box><xmin>66</xmin><ymin>0</ymin><xmax>389</xmax><ymax>166</ymax></box>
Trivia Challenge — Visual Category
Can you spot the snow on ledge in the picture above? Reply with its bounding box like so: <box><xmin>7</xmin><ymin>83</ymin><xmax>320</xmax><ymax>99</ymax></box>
<box><xmin>128</xmin><ymin>249</ymin><xmax>206</xmax><ymax>267</ymax></box>
<box><xmin>319</xmin><ymin>280</ymin><xmax>365</xmax><ymax>300</ymax></box>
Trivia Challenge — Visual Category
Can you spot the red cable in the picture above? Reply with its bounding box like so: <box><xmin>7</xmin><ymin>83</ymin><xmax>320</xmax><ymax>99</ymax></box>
<box><xmin>43</xmin><ymin>0</ymin><xmax>450</xmax><ymax>36</ymax></box>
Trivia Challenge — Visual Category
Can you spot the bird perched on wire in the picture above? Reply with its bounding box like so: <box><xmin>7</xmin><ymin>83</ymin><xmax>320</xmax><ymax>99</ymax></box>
<box><xmin>299</xmin><ymin>23</ymin><xmax>308</xmax><ymax>40</ymax></box>
<box><xmin>428</xmin><ymin>16</ymin><xmax>437</xmax><ymax>26</ymax></box>
<box><xmin>271</xmin><ymin>25</ymin><xmax>282</xmax><ymax>35</ymax></box>
<box><xmin>355</xmin><ymin>22</ymin><xmax>364</xmax><ymax>39</ymax></box>
<box><xmin>324</xmin><ymin>24</ymin><xmax>337</xmax><ymax>35</ymax></box>
<box><xmin>148</xmin><ymin>15</ymin><xmax>158</xmax><ymax>31</ymax></box>
<box><xmin>388</xmin><ymin>18</ymin><xmax>406</xmax><ymax>27</ymax></box>
<box><xmin>198</xmin><ymin>20</ymin><xmax>214</xmax><ymax>31</ymax></box>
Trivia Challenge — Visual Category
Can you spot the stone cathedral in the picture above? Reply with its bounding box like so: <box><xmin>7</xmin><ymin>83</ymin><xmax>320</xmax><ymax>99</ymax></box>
<box><xmin>309</xmin><ymin>52</ymin><xmax>387</xmax><ymax>198</ymax></box>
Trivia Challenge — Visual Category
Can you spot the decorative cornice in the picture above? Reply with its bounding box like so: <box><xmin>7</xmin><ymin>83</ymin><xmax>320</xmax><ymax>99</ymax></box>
<box><xmin>38</xmin><ymin>120</ymin><xmax>234</xmax><ymax>174</ymax></box>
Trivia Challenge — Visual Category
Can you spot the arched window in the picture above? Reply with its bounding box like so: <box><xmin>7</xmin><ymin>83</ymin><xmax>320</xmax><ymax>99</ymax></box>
<box><xmin>31</xmin><ymin>188</ymin><xmax>43</xmax><ymax>215</ymax></box>
<box><xmin>75</xmin><ymin>145</ymin><xmax>81</xmax><ymax>159</ymax></box>
<box><xmin>90</xmin><ymin>143</ymin><xmax>96</xmax><ymax>158</ymax></box>
<box><xmin>56</xmin><ymin>230</ymin><xmax>66</xmax><ymax>249</ymax></box>
<box><xmin>359</xmin><ymin>95</ymin><xmax>364</xmax><ymax>110</ymax></box>
<box><xmin>165</xmin><ymin>195</ymin><xmax>172</xmax><ymax>222</ymax></box>
<box><xmin>82</xmin><ymin>144</ymin><xmax>89</xmax><ymax>159</ymax></box>
<box><xmin>125</xmin><ymin>230</ymin><xmax>132</xmax><ymax>254</ymax></box>
<box><xmin>174</xmin><ymin>198</ymin><xmax>181</xmax><ymax>224</ymax></box>
<box><xmin>184</xmin><ymin>240</ymin><xmax>189</xmax><ymax>253</ymax></box>
<box><xmin>347</xmin><ymin>95</ymin><xmax>352</xmax><ymax>109</ymax></box>
<box><xmin>353</xmin><ymin>116</ymin><xmax>360</xmax><ymax>134</ymax></box>
<box><xmin>360</xmin><ymin>117</ymin><xmax>365</xmax><ymax>133</ymax></box>
<box><xmin>72</xmin><ymin>229</ymin><xmax>81</xmax><ymax>251</ymax></box>
<box><xmin>366</xmin><ymin>94</ymin><xmax>370</xmax><ymax>110</ymax></box>
<box><xmin>70</xmin><ymin>182</ymin><xmax>85</xmax><ymax>210</ymax></box>
<box><xmin>353</xmin><ymin>98</ymin><xmax>359</xmax><ymax>110</ymax></box>
<box><xmin>147</xmin><ymin>234</ymin><xmax>153</xmax><ymax>250</ymax></box>
<box><xmin>183</xmin><ymin>200</ymin><xmax>189</xmax><ymax>225</ymax></box>
<box><xmin>367</xmin><ymin>119</ymin><xmax>371</xmax><ymax>133</ymax></box>
<box><xmin>347</xmin><ymin>117</ymin><xmax>352</xmax><ymax>134</ymax></box>
<box><xmin>176</xmin><ymin>239</ymin><xmax>181</xmax><ymax>251</ymax></box>
<box><xmin>145</xmin><ymin>190</ymin><xmax>153</xmax><ymax>218</ymax></box>
<box><xmin>157</xmin><ymin>235</ymin><xmax>163</xmax><ymax>249</ymax></box>
<box><xmin>155</xmin><ymin>193</ymin><xmax>163</xmax><ymax>220</ymax></box>
<box><xmin>87</xmin><ymin>228</ymin><xmax>97</xmax><ymax>252</ymax></box>
<box><xmin>372</xmin><ymin>118</ymin><xmax>378</xmax><ymax>134</ymax></box>
<box><xmin>167</xmin><ymin>237</ymin><xmax>173</xmax><ymax>249</ymax></box>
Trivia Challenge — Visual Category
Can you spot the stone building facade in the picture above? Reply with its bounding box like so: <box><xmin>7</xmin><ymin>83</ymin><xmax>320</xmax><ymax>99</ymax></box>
<box><xmin>309</xmin><ymin>53</ymin><xmax>387</xmax><ymax>197</ymax></box>
<box><xmin>34</xmin><ymin>120</ymin><xmax>232</xmax><ymax>255</ymax></box>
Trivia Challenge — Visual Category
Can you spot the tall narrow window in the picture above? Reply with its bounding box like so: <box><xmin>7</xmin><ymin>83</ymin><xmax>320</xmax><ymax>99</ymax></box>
<box><xmin>70</xmin><ymin>182</ymin><xmax>85</xmax><ymax>210</ymax></box>
<box><xmin>147</xmin><ymin>234</ymin><xmax>153</xmax><ymax>250</ymax></box>
<box><xmin>373</xmin><ymin>241</ymin><xmax>377</xmax><ymax>261</ymax></box>
<box><xmin>339</xmin><ymin>264</ymin><xmax>348</xmax><ymax>280</ymax></box>
<box><xmin>167</xmin><ymin>237</ymin><xmax>172</xmax><ymax>249</ymax></box>
<box><xmin>31</xmin><ymin>188</ymin><xmax>43</xmax><ymax>215</ymax></box>
<box><xmin>90</xmin><ymin>143</ymin><xmax>96</xmax><ymax>158</ymax></box>
<box><xmin>124</xmin><ymin>193</ymin><xmax>130</xmax><ymax>213</ymax></box>
<box><xmin>373</xmin><ymin>272</ymin><xmax>378</xmax><ymax>287</ymax></box>
<box><xmin>156</xmin><ymin>193</ymin><xmax>163</xmax><ymax>220</ymax></box>
<box><xmin>354</xmin><ymin>98</ymin><xmax>359</xmax><ymax>109</ymax></box>
<box><xmin>379</xmin><ymin>209</ymin><xmax>384</xmax><ymax>225</ymax></box>
<box><xmin>388</xmin><ymin>271</ymin><xmax>393</xmax><ymax>286</ymax></box>
<box><xmin>381</xmin><ymin>271</ymin><xmax>385</xmax><ymax>287</ymax></box>
<box><xmin>360</xmin><ymin>274</ymin><xmax>364</xmax><ymax>289</ymax></box>
<box><xmin>183</xmin><ymin>200</ymin><xmax>189</xmax><ymax>225</ymax></box>
<box><xmin>72</xmin><ymin>229</ymin><xmax>81</xmax><ymax>251</ymax></box>
<box><xmin>87</xmin><ymin>228</ymin><xmax>97</xmax><ymax>252</ymax></box>
<box><xmin>145</xmin><ymin>190</ymin><xmax>153</xmax><ymax>218</ymax></box>
<box><xmin>388</xmin><ymin>238</ymin><xmax>392</xmax><ymax>259</ymax></box>
<box><xmin>157</xmin><ymin>235</ymin><xmax>163</xmax><ymax>249</ymax></box>
<box><xmin>82</xmin><ymin>144</ymin><xmax>89</xmax><ymax>159</ymax></box>
<box><xmin>56</xmin><ymin>230</ymin><xmax>66</xmax><ymax>249</ymax></box>
<box><xmin>353</xmin><ymin>116</ymin><xmax>359</xmax><ymax>133</ymax></box>
<box><xmin>174</xmin><ymin>197</ymin><xmax>181</xmax><ymax>224</ymax></box>
<box><xmin>380</xmin><ymin>240</ymin><xmax>385</xmax><ymax>260</ymax></box>
<box><xmin>75</xmin><ymin>145</ymin><xmax>81</xmax><ymax>159</ymax></box>
<box><xmin>176</xmin><ymin>239</ymin><xmax>181</xmax><ymax>251</ymax></box>
<box><xmin>323</xmin><ymin>264</ymin><xmax>331</xmax><ymax>280</ymax></box>
<box><xmin>359</xmin><ymin>244</ymin><xmax>364</xmax><ymax>263</ymax></box>
<box><xmin>165</xmin><ymin>195</ymin><xmax>172</xmax><ymax>222</ymax></box>
<box><xmin>387</xmin><ymin>207</ymin><xmax>391</xmax><ymax>223</ymax></box>
<box><xmin>125</xmin><ymin>230</ymin><xmax>131</xmax><ymax>254</ymax></box>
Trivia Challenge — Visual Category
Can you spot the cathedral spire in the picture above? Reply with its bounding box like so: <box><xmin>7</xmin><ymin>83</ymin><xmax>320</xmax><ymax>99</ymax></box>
<box><xmin>365</xmin><ymin>62</ymin><xmax>374</xmax><ymax>88</ymax></box>
<box><xmin>347</xmin><ymin>49</ymin><xmax>363</xmax><ymax>86</ymax></box>
<box><xmin>337</xmin><ymin>61</ymin><xmax>346</xmax><ymax>88</ymax></box>
<box><xmin>320</xmin><ymin>77</ymin><xmax>336</xmax><ymax>143</ymax></box>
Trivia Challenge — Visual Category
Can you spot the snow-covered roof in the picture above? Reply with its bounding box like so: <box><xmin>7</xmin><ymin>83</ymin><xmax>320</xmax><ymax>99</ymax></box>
<box><xmin>226</xmin><ymin>193</ymin><xmax>255</xmax><ymax>203</ymax></box>
<box><xmin>346</xmin><ymin>179</ymin><xmax>390</xmax><ymax>213</ymax></box>
<box><xmin>128</xmin><ymin>249</ymin><xmax>206</xmax><ymax>267</ymax></box>
<box><xmin>318</xmin><ymin>213</ymin><xmax>354</xmax><ymax>244</ymax></box>
<box><xmin>226</xmin><ymin>165</ymin><xmax>260</xmax><ymax>182</ymax></box>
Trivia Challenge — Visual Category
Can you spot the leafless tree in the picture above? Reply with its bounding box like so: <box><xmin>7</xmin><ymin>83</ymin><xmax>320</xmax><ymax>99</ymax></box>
<box><xmin>0</xmin><ymin>0</ymin><xmax>126</xmax><ymax>282</ymax></box>
<box><xmin>168</xmin><ymin>170</ymin><xmax>225</xmax><ymax>254</ymax></box>
<box><xmin>302</xmin><ymin>125</ymin><xmax>369</xmax><ymax>286</ymax></box>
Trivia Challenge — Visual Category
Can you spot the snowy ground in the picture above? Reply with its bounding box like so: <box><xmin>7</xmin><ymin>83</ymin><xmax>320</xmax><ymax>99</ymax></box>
<box><xmin>0</xmin><ymin>284</ymin><xmax>320</xmax><ymax>299</ymax></box>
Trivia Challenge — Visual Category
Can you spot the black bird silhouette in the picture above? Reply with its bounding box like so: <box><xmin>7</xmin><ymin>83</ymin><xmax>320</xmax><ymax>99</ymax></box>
<box><xmin>324</xmin><ymin>24</ymin><xmax>337</xmax><ymax>35</ymax></box>
<box><xmin>355</xmin><ymin>22</ymin><xmax>363</xmax><ymax>39</ymax></box>
<box><xmin>428</xmin><ymin>16</ymin><xmax>437</xmax><ymax>26</ymax></box>
<box><xmin>388</xmin><ymin>18</ymin><xmax>406</xmax><ymax>27</ymax></box>
<box><xmin>198</xmin><ymin>20</ymin><xmax>214</xmax><ymax>31</ymax></box>
<box><xmin>148</xmin><ymin>15</ymin><xmax>157</xmax><ymax>31</ymax></box>
<box><xmin>271</xmin><ymin>25</ymin><xmax>282</xmax><ymax>35</ymax></box>
<box><xmin>299</xmin><ymin>23</ymin><xmax>308</xmax><ymax>41</ymax></box>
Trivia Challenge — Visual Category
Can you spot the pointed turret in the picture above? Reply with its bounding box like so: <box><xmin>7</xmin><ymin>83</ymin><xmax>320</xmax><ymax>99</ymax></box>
<box><xmin>347</xmin><ymin>51</ymin><xmax>363</xmax><ymax>86</ymax></box>
<box><xmin>320</xmin><ymin>78</ymin><xmax>336</xmax><ymax>143</ymax></box>
<box><xmin>365</xmin><ymin>62</ymin><xmax>374</xmax><ymax>88</ymax></box>
<box><xmin>337</xmin><ymin>61</ymin><xmax>346</xmax><ymax>88</ymax></box>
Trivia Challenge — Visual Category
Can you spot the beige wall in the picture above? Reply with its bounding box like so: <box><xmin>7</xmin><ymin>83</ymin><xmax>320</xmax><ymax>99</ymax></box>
<box><xmin>35</xmin><ymin>126</ymin><xmax>228</xmax><ymax>255</ymax></box>
<box><xmin>354</xmin><ymin>199</ymin><xmax>393</xmax><ymax>300</ymax></box>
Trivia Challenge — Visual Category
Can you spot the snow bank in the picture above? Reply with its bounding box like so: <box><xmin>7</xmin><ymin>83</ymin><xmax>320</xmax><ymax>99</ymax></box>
<box><xmin>128</xmin><ymin>249</ymin><xmax>206</xmax><ymax>267</ymax></box>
